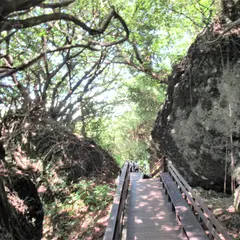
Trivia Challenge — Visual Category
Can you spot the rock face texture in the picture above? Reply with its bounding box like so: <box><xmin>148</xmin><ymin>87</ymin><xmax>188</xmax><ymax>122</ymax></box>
<box><xmin>152</xmin><ymin>28</ymin><xmax>240</xmax><ymax>191</ymax></box>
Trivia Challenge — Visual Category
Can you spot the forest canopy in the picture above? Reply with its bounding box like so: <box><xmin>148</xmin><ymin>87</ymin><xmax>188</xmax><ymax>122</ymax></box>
<box><xmin>0</xmin><ymin>0</ymin><xmax>215</xmax><ymax>162</ymax></box>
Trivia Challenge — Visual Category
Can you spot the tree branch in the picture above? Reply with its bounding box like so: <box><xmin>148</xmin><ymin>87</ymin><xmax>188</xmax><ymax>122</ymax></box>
<box><xmin>1</xmin><ymin>0</ymin><xmax>44</xmax><ymax>17</ymax></box>
<box><xmin>42</xmin><ymin>50</ymin><xmax>70</xmax><ymax>102</ymax></box>
<box><xmin>54</xmin><ymin>51</ymin><xmax>108</xmax><ymax>117</ymax></box>
<box><xmin>50</xmin><ymin>71</ymin><xmax>69</xmax><ymax>110</ymax></box>
<box><xmin>0</xmin><ymin>43</ymin><xmax>99</xmax><ymax>79</ymax></box>
<box><xmin>0</xmin><ymin>30</ymin><xmax>17</xmax><ymax>44</ymax></box>
<box><xmin>39</xmin><ymin>0</ymin><xmax>75</xmax><ymax>9</ymax></box>
<box><xmin>114</xmin><ymin>59</ymin><xmax>168</xmax><ymax>84</ymax></box>
<box><xmin>2</xmin><ymin>9</ymin><xmax>129</xmax><ymax>40</ymax></box>
<box><xmin>206</xmin><ymin>18</ymin><xmax>240</xmax><ymax>44</ymax></box>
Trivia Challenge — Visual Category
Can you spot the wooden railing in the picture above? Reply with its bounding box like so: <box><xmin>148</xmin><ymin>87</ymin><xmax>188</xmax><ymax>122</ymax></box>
<box><xmin>103</xmin><ymin>161</ymin><xmax>130</xmax><ymax>240</ymax></box>
<box><xmin>168</xmin><ymin>161</ymin><xmax>232</xmax><ymax>240</ymax></box>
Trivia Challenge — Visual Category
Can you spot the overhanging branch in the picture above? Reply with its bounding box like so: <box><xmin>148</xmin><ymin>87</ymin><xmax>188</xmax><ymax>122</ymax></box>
<box><xmin>0</xmin><ymin>44</ymin><xmax>99</xmax><ymax>79</ymax></box>
<box><xmin>39</xmin><ymin>0</ymin><xmax>75</xmax><ymax>9</ymax></box>
<box><xmin>1</xmin><ymin>9</ymin><xmax>129</xmax><ymax>39</ymax></box>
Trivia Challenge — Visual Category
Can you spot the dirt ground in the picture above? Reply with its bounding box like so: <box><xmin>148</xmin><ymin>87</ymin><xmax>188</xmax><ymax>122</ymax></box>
<box><xmin>194</xmin><ymin>187</ymin><xmax>240</xmax><ymax>239</ymax></box>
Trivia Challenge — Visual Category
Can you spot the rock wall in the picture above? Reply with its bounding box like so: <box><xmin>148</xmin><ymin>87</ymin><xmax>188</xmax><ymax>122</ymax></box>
<box><xmin>152</xmin><ymin>28</ymin><xmax>240</xmax><ymax>191</ymax></box>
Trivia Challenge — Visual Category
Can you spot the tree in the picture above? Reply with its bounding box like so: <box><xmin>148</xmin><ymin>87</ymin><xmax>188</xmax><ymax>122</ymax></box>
<box><xmin>86</xmin><ymin>75</ymin><xmax>166</xmax><ymax>166</ymax></box>
<box><xmin>0</xmin><ymin>0</ymin><xmax>215</xmax><ymax>125</ymax></box>
<box><xmin>0</xmin><ymin>3</ymin><xmax>130</xmax><ymax>238</ymax></box>
<box><xmin>110</xmin><ymin>0</ymin><xmax>215</xmax><ymax>82</ymax></box>
<box><xmin>0</xmin><ymin>0</ymin><xmax>129</xmax><ymax>124</ymax></box>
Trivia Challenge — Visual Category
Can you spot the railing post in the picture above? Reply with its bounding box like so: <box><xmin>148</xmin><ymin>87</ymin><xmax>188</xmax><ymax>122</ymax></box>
<box><xmin>163</xmin><ymin>156</ymin><xmax>168</xmax><ymax>172</ymax></box>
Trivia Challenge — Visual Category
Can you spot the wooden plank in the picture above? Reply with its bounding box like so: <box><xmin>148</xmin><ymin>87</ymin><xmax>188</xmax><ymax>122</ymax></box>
<box><xmin>160</xmin><ymin>172</ymin><xmax>209</xmax><ymax>240</ymax></box>
<box><xmin>125</xmin><ymin>178</ymin><xmax>186</xmax><ymax>240</ymax></box>
<box><xmin>168</xmin><ymin>162</ymin><xmax>232</xmax><ymax>240</ymax></box>
<box><xmin>104</xmin><ymin>161</ymin><xmax>130</xmax><ymax>240</ymax></box>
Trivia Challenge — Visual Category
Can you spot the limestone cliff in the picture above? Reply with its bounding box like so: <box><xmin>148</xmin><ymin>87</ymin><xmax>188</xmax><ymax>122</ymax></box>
<box><xmin>152</xmin><ymin>23</ymin><xmax>240</xmax><ymax>191</ymax></box>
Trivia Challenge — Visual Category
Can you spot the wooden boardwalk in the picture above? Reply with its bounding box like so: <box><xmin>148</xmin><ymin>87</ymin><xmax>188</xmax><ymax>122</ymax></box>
<box><xmin>104</xmin><ymin>162</ymin><xmax>231</xmax><ymax>240</ymax></box>
<box><xmin>122</xmin><ymin>173</ymin><xmax>187</xmax><ymax>240</ymax></box>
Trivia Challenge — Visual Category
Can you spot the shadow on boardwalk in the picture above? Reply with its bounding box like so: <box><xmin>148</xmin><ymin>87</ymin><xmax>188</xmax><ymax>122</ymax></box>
<box><xmin>123</xmin><ymin>173</ymin><xmax>187</xmax><ymax>240</ymax></box>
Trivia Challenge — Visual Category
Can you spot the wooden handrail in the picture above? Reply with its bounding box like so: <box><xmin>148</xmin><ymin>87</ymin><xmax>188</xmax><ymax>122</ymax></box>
<box><xmin>168</xmin><ymin>161</ymin><xmax>232</xmax><ymax>240</ymax></box>
<box><xmin>158</xmin><ymin>156</ymin><xmax>166</xmax><ymax>172</ymax></box>
<box><xmin>103</xmin><ymin>161</ymin><xmax>130</xmax><ymax>240</ymax></box>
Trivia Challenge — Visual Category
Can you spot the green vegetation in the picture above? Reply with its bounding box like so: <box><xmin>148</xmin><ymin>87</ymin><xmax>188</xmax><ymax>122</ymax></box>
<box><xmin>69</xmin><ymin>0</ymin><xmax>215</xmax><ymax>167</ymax></box>
<box><xmin>84</xmin><ymin>76</ymin><xmax>167</xmax><ymax>167</ymax></box>
<box><xmin>43</xmin><ymin>179</ymin><xmax>114</xmax><ymax>239</ymax></box>
<box><xmin>0</xmin><ymin>0</ymin><xmax>215</xmax><ymax>168</ymax></box>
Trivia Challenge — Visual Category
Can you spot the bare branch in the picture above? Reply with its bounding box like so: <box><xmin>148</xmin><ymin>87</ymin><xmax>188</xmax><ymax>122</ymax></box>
<box><xmin>54</xmin><ymin>52</ymin><xmax>108</xmax><ymax>117</ymax></box>
<box><xmin>170</xmin><ymin>8</ymin><xmax>203</xmax><ymax>28</ymax></box>
<box><xmin>0</xmin><ymin>43</ymin><xmax>99</xmax><ymax>79</ymax></box>
<box><xmin>114</xmin><ymin>59</ymin><xmax>168</xmax><ymax>84</ymax></box>
<box><xmin>50</xmin><ymin>50</ymin><xmax>83</xmax><ymax>110</ymax></box>
<box><xmin>42</xmin><ymin>36</ymin><xmax>50</xmax><ymax>78</ymax></box>
<box><xmin>0</xmin><ymin>30</ymin><xmax>17</xmax><ymax>44</ymax></box>
<box><xmin>1</xmin><ymin>0</ymin><xmax>44</xmax><ymax>17</ymax></box>
<box><xmin>206</xmin><ymin>18</ymin><xmax>240</xmax><ymax>44</ymax></box>
<box><xmin>131</xmin><ymin>41</ymin><xmax>144</xmax><ymax>64</ymax></box>
<box><xmin>1</xmin><ymin>7</ymin><xmax>129</xmax><ymax>47</ymax></box>
<box><xmin>2</xmin><ymin>9</ymin><xmax>129</xmax><ymax>38</ymax></box>
<box><xmin>0</xmin><ymin>83</ymin><xmax>14</xmax><ymax>88</ymax></box>
<box><xmin>50</xmin><ymin>71</ymin><xmax>69</xmax><ymax>110</ymax></box>
<box><xmin>39</xmin><ymin>0</ymin><xmax>75</xmax><ymax>9</ymax></box>
<box><xmin>7</xmin><ymin>9</ymin><xmax>31</xmax><ymax>18</ymax></box>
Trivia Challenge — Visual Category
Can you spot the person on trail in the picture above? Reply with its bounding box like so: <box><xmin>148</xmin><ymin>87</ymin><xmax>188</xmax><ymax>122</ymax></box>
<box><xmin>130</xmin><ymin>161</ymin><xmax>135</xmax><ymax>172</ymax></box>
<box><xmin>134</xmin><ymin>162</ymin><xmax>139</xmax><ymax>172</ymax></box>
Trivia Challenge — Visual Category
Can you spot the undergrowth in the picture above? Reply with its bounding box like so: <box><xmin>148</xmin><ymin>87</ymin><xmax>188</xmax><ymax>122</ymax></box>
<box><xmin>42</xmin><ymin>179</ymin><xmax>115</xmax><ymax>239</ymax></box>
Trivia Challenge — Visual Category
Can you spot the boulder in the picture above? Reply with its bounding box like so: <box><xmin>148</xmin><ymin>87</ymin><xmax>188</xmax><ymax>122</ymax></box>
<box><xmin>152</xmin><ymin>28</ymin><xmax>240</xmax><ymax>191</ymax></box>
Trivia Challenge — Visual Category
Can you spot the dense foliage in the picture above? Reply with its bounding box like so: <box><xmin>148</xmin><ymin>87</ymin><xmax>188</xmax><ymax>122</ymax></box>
<box><xmin>0</xmin><ymin>0</ymin><xmax>215</xmax><ymax>167</ymax></box>
<box><xmin>0</xmin><ymin>0</ymin><xmax>214</xmax><ymax>124</ymax></box>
